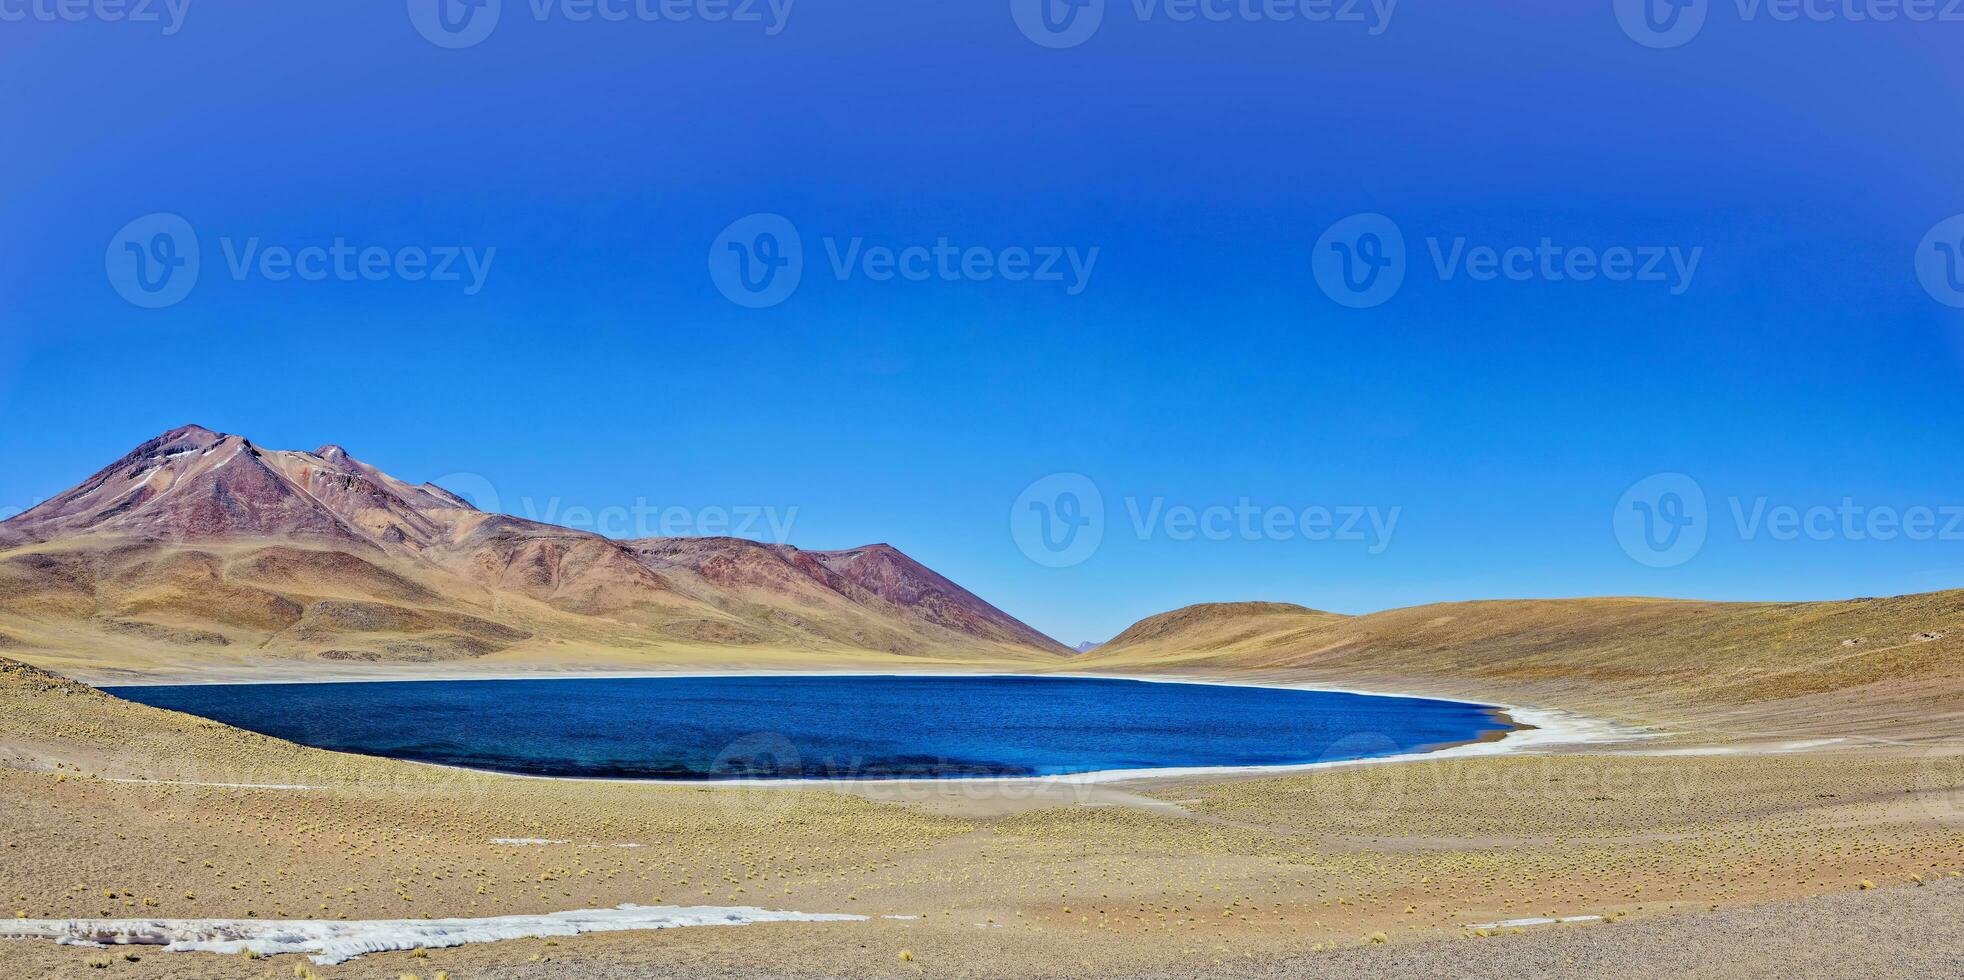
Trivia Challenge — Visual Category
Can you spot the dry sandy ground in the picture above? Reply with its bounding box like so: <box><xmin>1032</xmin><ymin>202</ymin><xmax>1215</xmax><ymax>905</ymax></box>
<box><xmin>404</xmin><ymin>875</ymin><xmax>1964</xmax><ymax>980</ymax></box>
<box><xmin>2</xmin><ymin>659</ymin><xmax>1963</xmax><ymax>979</ymax></box>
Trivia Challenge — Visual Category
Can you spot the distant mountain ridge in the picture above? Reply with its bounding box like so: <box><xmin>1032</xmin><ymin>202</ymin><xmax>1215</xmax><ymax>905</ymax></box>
<box><xmin>0</xmin><ymin>425</ymin><xmax>1069</xmax><ymax>675</ymax></box>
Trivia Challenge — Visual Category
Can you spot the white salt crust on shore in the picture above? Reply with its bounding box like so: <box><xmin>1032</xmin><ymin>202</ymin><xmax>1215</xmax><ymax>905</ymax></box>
<box><xmin>1624</xmin><ymin>738</ymin><xmax>1850</xmax><ymax>757</ymax></box>
<box><xmin>0</xmin><ymin>904</ymin><xmax>868</xmax><ymax>965</ymax></box>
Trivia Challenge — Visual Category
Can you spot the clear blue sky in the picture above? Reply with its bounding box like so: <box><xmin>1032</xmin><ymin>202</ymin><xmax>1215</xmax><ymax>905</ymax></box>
<box><xmin>3</xmin><ymin>3</ymin><xmax>1962</xmax><ymax>644</ymax></box>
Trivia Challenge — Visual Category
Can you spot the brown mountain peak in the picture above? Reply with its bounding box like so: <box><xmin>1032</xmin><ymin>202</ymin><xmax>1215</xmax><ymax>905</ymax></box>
<box><xmin>2</xmin><ymin>427</ymin><xmax>1070</xmax><ymax>665</ymax></box>
<box><xmin>129</xmin><ymin>424</ymin><xmax>227</xmax><ymax>459</ymax></box>
<box><xmin>159</xmin><ymin>422</ymin><xmax>223</xmax><ymax>442</ymax></box>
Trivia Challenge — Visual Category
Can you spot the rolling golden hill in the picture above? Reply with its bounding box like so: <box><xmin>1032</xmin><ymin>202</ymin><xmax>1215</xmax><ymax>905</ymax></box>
<box><xmin>1078</xmin><ymin>596</ymin><xmax>1964</xmax><ymax>740</ymax></box>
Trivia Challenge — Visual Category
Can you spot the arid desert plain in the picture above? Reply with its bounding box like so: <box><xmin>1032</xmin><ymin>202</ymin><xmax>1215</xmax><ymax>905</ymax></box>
<box><xmin>2</xmin><ymin>429</ymin><xmax>1963</xmax><ymax>978</ymax></box>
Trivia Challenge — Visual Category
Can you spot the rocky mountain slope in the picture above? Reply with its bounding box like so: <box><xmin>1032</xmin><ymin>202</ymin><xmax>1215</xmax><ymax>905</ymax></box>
<box><xmin>0</xmin><ymin>425</ymin><xmax>1068</xmax><ymax>679</ymax></box>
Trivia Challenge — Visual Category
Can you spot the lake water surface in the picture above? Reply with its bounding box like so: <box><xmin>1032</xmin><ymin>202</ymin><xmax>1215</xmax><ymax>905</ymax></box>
<box><xmin>108</xmin><ymin>675</ymin><xmax>1509</xmax><ymax>780</ymax></box>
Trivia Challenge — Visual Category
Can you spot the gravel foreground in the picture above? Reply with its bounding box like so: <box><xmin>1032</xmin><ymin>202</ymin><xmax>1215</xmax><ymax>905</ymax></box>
<box><xmin>9</xmin><ymin>658</ymin><xmax>1964</xmax><ymax>980</ymax></box>
<box><xmin>451</xmin><ymin>878</ymin><xmax>1964</xmax><ymax>980</ymax></box>
<box><xmin>1175</xmin><ymin>876</ymin><xmax>1964</xmax><ymax>980</ymax></box>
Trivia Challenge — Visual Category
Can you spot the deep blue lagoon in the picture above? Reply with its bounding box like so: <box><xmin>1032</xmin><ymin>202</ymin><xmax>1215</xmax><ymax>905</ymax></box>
<box><xmin>107</xmin><ymin>675</ymin><xmax>1508</xmax><ymax>780</ymax></box>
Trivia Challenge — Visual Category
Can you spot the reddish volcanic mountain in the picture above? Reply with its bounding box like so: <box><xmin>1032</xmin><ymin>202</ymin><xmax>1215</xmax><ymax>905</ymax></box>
<box><xmin>2</xmin><ymin>426</ymin><xmax>468</xmax><ymax>548</ymax></box>
<box><xmin>0</xmin><ymin>425</ymin><xmax>1068</xmax><ymax>676</ymax></box>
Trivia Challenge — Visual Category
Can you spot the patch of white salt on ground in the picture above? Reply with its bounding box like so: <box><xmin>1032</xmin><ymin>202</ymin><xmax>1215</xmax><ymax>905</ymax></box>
<box><xmin>0</xmin><ymin>904</ymin><xmax>868</xmax><ymax>965</ymax></box>
<box><xmin>1466</xmin><ymin>915</ymin><xmax>1604</xmax><ymax>929</ymax></box>
<box><xmin>1628</xmin><ymin>738</ymin><xmax>1850</xmax><ymax>757</ymax></box>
